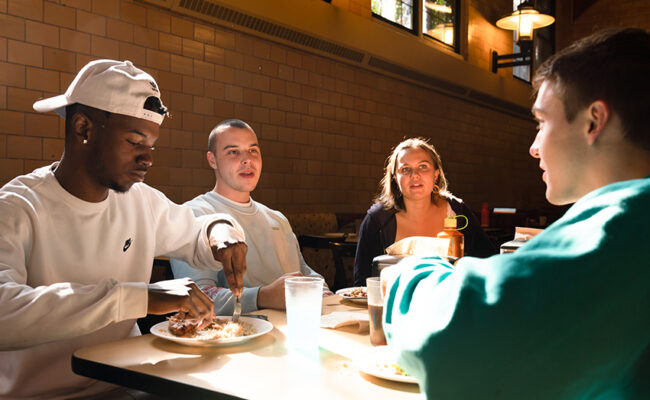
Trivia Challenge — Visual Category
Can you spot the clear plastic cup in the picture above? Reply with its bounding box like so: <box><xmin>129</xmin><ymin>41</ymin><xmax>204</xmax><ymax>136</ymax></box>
<box><xmin>285</xmin><ymin>277</ymin><xmax>324</xmax><ymax>351</ymax></box>
<box><xmin>367</xmin><ymin>277</ymin><xmax>387</xmax><ymax>346</ymax></box>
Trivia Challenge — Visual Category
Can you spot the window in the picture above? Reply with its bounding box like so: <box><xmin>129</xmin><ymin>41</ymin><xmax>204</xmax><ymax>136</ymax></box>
<box><xmin>512</xmin><ymin>0</ymin><xmax>555</xmax><ymax>82</ymax></box>
<box><xmin>422</xmin><ymin>0</ymin><xmax>458</xmax><ymax>49</ymax></box>
<box><xmin>372</xmin><ymin>0</ymin><xmax>460</xmax><ymax>52</ymax></box>
<box><xmin>511</xmin><ymin>0</ymin><xmax>530</xmax><ymax>81</ymax></box>
<box><xmin>371</xmin><ymin>0</ymin><xmax>415</xmax><ymax>31</ymax></box>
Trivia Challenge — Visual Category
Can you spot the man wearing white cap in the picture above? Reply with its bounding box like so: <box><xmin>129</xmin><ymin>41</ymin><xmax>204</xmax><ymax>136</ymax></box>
<box><xmin>0</xmin><ymin>59</ymin><xmax>247</xmax><ymax>399</ymax></box>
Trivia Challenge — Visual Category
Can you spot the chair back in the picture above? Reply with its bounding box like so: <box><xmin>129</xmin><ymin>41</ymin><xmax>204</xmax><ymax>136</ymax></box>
<box><xmin>328</xmin><ymin>241</ymin><xmax>358</xmax><ymax>292</ymax></box>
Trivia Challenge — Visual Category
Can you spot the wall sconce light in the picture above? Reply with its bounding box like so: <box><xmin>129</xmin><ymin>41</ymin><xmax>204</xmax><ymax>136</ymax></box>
<box><xmin>491</xmin><ymin>1</ymin><xmax>554</xmax><ymax>73</ymax></box>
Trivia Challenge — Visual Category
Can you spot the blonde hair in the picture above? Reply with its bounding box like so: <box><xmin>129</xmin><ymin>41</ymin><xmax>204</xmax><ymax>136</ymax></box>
<box><xmin>375</xmin><ymin>137</ymin><xmax>449</xmax><ymax>212</ymax></box>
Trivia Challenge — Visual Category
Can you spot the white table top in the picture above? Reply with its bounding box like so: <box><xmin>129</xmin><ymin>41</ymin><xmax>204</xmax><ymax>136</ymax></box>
<box><xmin>72</xmin><ymin>295</ymin><xmax>422</xmax><ymax>399</ymax></box>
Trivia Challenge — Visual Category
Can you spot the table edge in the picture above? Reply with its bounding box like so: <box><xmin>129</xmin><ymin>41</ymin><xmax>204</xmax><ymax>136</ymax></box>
<box><xmin>71</xmin><ymin>352</ymin><xmax>245</xmax><ymax>400</ymax></box>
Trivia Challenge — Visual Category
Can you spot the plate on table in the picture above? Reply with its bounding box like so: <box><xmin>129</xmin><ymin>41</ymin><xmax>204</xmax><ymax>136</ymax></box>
<box><xmin>150</xmin><ymin>316</ymin><xmax>273</xmax><ymax>347</ymax></box>
<box><xmin>336</xmin><ymin>287</ymin><xmax>368</xmax><ymax>304</ymax></box>
<box><xmin>321</xmin><ymin>232</ymin><xmax>347</xmax><ymax>239</ymax></box>
<box><xmin>355</xmin><ymin>346</ymin><xmax>418</xmax><ymax>384</ymax></box>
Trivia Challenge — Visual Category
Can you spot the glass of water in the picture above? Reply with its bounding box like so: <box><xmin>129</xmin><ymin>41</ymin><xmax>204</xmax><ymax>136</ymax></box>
<box><xmin>284</xmin><ymin>276</ymin><xmax>324</xmax><ymax>352</ymax></box>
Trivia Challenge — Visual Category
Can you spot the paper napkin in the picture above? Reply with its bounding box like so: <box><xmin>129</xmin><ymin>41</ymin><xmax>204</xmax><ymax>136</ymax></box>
<box><xmin>320</xmin><ymin>312</ymin><xmax>369</xmax><ymax>333</ymax></box>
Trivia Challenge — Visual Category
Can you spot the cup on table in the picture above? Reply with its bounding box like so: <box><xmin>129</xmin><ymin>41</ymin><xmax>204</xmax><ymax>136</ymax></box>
<box><xmin>285</xmin><ymin>276</ymin><xmax>324</xmax><ymax>351</ymax></box>
<box><xmin>366</xmin><ymin>277</ymin><xmax>387</xmax><ymax>346</ymax></box>
<box><xmin>379</xmin><ymin>264</ymin><xmax>400</xmax><ymax>298</ymax></box>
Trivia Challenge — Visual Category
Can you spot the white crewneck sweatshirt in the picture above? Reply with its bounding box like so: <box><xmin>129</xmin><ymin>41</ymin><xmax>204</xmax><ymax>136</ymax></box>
<box><xmin>170</xmin><ymin>191</ymin><xmax>325</xmax><ymax>315</ymax></box>
<box><xmin>0</xmin><ymin>164</ymin><xmax>243</xmax><ymax>399</ymax></box>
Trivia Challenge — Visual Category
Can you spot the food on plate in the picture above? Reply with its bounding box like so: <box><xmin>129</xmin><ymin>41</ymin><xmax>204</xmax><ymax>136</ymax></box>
<box><xmin>391</xmin><ymin>364</ymin><xmax>409</xmax><ymax>376</ymax></box>
<box><xmin>377</xmin><ymin>362</ymin><xmax>410</xmax><ymax>376</ymax></box>
<box><xmin>168</xmin><ymin>311</ymin><xmax>198</xmax><ymax>337</ymax></box>
<box><xmin>167</xmin><ymin>312</ymin><xmax>256</xmax><ymax>339</ymax></box>
<box><xmin>341</xmin><ymin>287</ymin><xmax>367</xmax><ymax>298</ymax></box>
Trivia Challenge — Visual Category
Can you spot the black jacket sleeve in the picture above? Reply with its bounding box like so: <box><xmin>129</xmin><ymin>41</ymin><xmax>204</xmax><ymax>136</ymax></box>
<box><xmin>353</xmin><ymin>204</ymin><xmax>394</xmax><ymax>287</ymax></box>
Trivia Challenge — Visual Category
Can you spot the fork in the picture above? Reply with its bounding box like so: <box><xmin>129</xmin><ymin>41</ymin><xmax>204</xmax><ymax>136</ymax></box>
<box><xmin>232</xmin><ymin>296</ymin><xmax>242</xmax><ymax>323</ymax></box>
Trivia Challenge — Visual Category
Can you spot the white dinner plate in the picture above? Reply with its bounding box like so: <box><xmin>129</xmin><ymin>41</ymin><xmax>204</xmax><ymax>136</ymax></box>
<box><xmin>150</xmin><ymin>317</ymin><xmax>273</xmax><ymax>347</ymax></box>
<box><xmin>355</xmin><ymin>346</ymin><xmax>418</xmax><ymax>384</ymax></box>
<box><xmin>336</xmin><ymin>287</ymin><xmax>368</xmax><ymax>304</ymax></box>
<box><xmin>322</xmin><ymin>232</ymin><xmax>347</xmax><ymax>238</ymax></box>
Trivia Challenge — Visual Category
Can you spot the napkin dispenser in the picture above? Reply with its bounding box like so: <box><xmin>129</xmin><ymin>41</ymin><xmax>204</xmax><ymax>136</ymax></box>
<box><xmin>371</xmin><ymin>254</ymin><xmax>406</xmax><ymax>277</ymax></box>
<box><xmin>371</xmin><ymin>235</ymin><xmax>457</xmax><ymax>276</ymax></box>
<box><xmin>500</xmin><ymin>226</ymin><xmax>543</xmax><ymax>254</ymax></box>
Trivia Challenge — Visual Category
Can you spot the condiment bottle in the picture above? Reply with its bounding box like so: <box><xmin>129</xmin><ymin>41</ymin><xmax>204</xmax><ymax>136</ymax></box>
<box><xmin>437</xmin><ymin>216</ymin><xmax>465</xmax><ymax>259</ymax></box>
<box><xmin>481</xmin><ymin>202</ymin><xmax>490</xmax><ymax>227</ymax></box>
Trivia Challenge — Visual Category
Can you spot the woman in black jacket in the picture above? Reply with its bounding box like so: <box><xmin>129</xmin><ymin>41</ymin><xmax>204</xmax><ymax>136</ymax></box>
<box><xmin>353</xmin><ymin>138</ymin><xmax>496</xmax><ymax>287</ymax></box>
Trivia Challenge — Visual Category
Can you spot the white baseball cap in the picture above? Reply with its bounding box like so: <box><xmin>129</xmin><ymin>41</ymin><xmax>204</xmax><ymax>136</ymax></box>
<box><xmin>33</xmin><ymin>59</ymin><xmax>167</xmax><ymax>125</ymax></box>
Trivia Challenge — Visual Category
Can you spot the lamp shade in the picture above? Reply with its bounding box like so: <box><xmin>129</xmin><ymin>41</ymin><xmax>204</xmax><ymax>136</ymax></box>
<box><xmin>496</xmin><ymin>5</ymin><xmax>554</xmax><ymax>42</ymax></box>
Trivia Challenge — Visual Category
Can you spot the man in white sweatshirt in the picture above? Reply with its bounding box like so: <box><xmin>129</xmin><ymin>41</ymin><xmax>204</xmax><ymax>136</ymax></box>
<box><xmin>0</xmin><ymin>60</ymin><xmax>247</xmax><ymax>399</ymax></box>
<box><xmin>171</xmin><ymin>119</ymin><xmax>329</xmax><ymax>315</ymax></box>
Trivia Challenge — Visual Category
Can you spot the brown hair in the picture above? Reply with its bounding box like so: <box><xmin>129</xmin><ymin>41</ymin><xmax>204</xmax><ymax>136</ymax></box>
<box><xmin>375</xmin><ymin>137</ymin><xmax>449</xmax><ymax>212</ymax></box>
<box><xmin>208</xmin><ymin>119</ymin><xmax>254</xmax><ymax>153</ymax></box>
<box><xmin>533</xmin><ymin>28</ymin><xmax>650</xmax><ymax>150</ymax></box>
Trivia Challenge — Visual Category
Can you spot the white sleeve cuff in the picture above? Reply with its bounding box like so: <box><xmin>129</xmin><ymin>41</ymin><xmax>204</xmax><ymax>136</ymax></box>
<box><xmin>119</xmin><ymin>282</ymin><xmax>148</xmax><ymax>320</ymax></box>
<box><xmin>208</xmin><ymin>219</ymin><xmax>246</xmax><ymax>249</ymax></box>
<box><xmin>191</xmin><ymin>214</ymin><xmax>246</xmax><ymax>270</ymax></box>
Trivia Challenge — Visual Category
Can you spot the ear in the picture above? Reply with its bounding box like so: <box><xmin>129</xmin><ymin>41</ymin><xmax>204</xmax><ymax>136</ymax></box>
<box><xmin>585</xmin><ymin>100</ymin><xmax>610</xmax><ymax>146</ymax></box>
<box><xmin>206</xmin><ymin>151</ymin><xmax>217</xmax><ymax>170</ymax></box>
<box><xmin>70</xmin><ymin>112</ymin><xmax>93</xmax><ymax>145</ymax></box>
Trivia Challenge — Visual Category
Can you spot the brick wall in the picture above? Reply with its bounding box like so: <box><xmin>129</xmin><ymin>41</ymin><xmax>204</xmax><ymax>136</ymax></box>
<box><xmin>571</xmin><ymin>0</ymin><xmax>650</xmax><ymax>43</ymax></box>
<box><xmin>467</xmin><ymin>0</ymin><xmax>513</xmax><ymax>77</ymax></box>
<box><xmin>1</xmin><ymin>0</ymin><xmax>560</xmax><ymax>216</ymax></box>
<box><xmin>556</xmin><ymin>0</ymin><xmax>650</xmax><ymax>50</ymax></box>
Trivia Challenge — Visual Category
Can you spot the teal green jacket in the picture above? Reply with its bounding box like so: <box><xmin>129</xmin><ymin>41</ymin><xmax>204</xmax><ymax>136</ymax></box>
<box><xmin>384</xmin><ymin>177</ymin><xmax>650</xmax><ymax>399</ymax></box>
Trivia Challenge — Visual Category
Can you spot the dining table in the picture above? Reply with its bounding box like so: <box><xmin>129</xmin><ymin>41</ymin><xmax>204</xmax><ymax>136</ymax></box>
<box><xmin>72</xmin><ymin>294</ymin><xmax>422</xmax><ymax>399</ymax></box>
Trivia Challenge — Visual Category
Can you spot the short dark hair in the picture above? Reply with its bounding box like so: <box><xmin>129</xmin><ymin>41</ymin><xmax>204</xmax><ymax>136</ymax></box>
<box><xmin>143</xmin><ymin>96</ymin><xmax>168</xmax><ymax>116</ymax></box>
<box><xmin>533</xmin><ymin>28</ymin><xmax>650</xmax><ymax>150</ymax></box>
<box><xmin>64</xmin><ymin>103</ymin><xmax>110</xmax><ymax>139</ymax></box>
<box><xmin>208</xmin><ymin>119</ymin><xmax>254</xmax><ymax>153</ymax></box>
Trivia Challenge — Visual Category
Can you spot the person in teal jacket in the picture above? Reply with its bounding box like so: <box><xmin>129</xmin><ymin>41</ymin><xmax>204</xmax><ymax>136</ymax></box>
<box><xmin>383</xmin><ymin>28</ymin><xmax>650</xmax><ymax>399</ymax></box>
